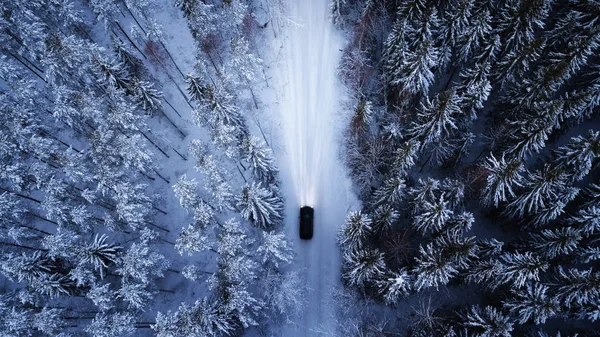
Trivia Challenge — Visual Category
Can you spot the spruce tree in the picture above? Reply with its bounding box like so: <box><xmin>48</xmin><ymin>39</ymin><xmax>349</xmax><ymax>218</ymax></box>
<box><xmin>412</xmin><ymin>243</ymin><xmax>458</xmax><ymax>291</ymax></box>
<box><xmin>553</xmin><ymin>267</ymin><xmax>600</xmax><ymax>310</ymax></box>
<box><xmin>554</xmin><ymin>130</ymin><xmax>600</xmax><ymax>181</ymax></box>
<box><xmin>236</xmin><ymin>182</ymin><xmax>283</xmax><ymax>229</ymax></box>
<box><xmin>173</xmin><ymin>174</ymin><xmax>200</xmax><ymax>213</ymax></box>
<box><xmin>241</xmin><ymin>135</ymin><xmax>277</xmax><ymax>184</ymax></box>
<box><xmin>413</xmin><ymin>195</ymin><xmax>453</xmax><ymax>234</ymax></box>
<box><xmin>408</xmin><ymin>89</ymin><xmax>460</xmax><ymax>145</ymax></box>
<box><xmin>462</xmin><ymin>305</ymin><xmax>513</xmax><ymax>337</ymax></box>
<box><xmin>504</xmin><ymin>165</ymin><xmax>568</xmax><ymax>218</ymax></box>
<box><xmin>342</xmin><ymin>247</ymin><xmax>386</xmax><ymax>287</ymax></box>
<box><xmin>376</xmin><ymin>269</ymin><xmax>412</xmax><ymax>305</ymax></box>
<box><xmin>372</xmin><ymin>176</ymin><xmax>406</xmax><ymax>208</ymax></box>
<box><xmin>86</xmin><ymin>313</ymin><xmax>135</xmax><ymax>337</ymax></box>
<box><xmin>78</xmin><ymin>234</ymin><xmax>121</xmax><ymax>279</ymax></box>
<box><xmin>339</xmin><ymin>211</ymin><xmax>373</xmax><ymax>251</ymax></box>
<box><xmin>503</xmin><ymin>282</ymin><xmax>560</xmax><ymax>324</ymax></box>
<box><xmin>498</xmin><ymin>252</ymin><xmax>549</xmax><ymax>288</ymax></box>
<box><xmin>528</xmin><ymin>227</ymin><xmax>582</xmax><ymax>259</ymax></box>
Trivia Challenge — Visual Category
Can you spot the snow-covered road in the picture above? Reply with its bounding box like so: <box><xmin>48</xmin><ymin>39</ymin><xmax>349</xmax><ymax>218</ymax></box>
<box><xmin>275</xmin><ymin>0</ymin><xmax>358</xmax><ymax>335</ymax></box>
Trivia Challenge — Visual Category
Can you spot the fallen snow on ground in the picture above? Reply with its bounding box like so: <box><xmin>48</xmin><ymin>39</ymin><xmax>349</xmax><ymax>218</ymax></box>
<box><xmin>267</xmin><ymin>0</ymin><xmax>360</xmax><ymax>335</ymax></box>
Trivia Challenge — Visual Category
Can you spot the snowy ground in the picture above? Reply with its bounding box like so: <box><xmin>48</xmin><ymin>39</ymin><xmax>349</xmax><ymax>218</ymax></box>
<box><xmin>266</xmin><ymin>0</ymin><xmax>360</xmax><ymax>335</ymax></box>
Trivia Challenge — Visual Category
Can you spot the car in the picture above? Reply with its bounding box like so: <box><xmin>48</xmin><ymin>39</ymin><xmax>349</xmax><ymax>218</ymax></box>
<box><xmin>299</xmin><ymin>206</ymin><xmax>314</xmax><ymax>240</ymax></box>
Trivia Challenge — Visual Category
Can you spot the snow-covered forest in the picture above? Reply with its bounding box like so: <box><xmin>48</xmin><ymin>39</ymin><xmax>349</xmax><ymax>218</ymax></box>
<box><xmin>0</xmin><ymin>0</ymin><xmax>294</xmax><ymax>335</ymax></box>
<box><xmin>1</xmin><ymin>0</ymin><xmax>600</xmax><ymax>336</ymax></box>
<box><xmin>334</xmin><ymin>0</ymin><xmax>600</xmax><ymax>336</ymax></box>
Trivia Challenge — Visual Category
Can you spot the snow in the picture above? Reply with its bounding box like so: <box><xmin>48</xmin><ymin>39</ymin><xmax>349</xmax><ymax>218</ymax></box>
<box><xmin>266</xmin><ymin>0</ymin><xmax>360</xmax><ymax>335</ymax></box>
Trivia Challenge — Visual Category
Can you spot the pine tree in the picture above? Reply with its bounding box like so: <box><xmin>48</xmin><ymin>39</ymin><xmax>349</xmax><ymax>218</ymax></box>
<box><xmin>131</xmin><ymin>79</ymin><xmax>163</xmax><ymax>113</ymax></box>
<box><xmin>503</xmin><ymin>282</ymin><xmax>559</xmax><ymax>324</ymax></box>
<box><xmin>553</xmin><ymin>267</ymin><xmax>600</xmax><ymax>310</ymax></box>
<box><xmin>193</xmin><ymin>82</ymin><xmax>244</xmax><ymax>131</ymax></box>
<box><xmin>32</xmin><ymin>273</ymin><xmax>73</xmax><ymax>298</ymax></box>
<box><xmin>260</xmin><ymin>270</ymin><xmax>305</xmax><ymax>316</ymax></box>
<box><xmin>372</xmin><ymin>176</ymin><xmax>406</xmax><ymax>208</ymax></box>
<box><xmin>413</xmin><ymin>195</ymin><xmax>453</xmax><ymax>234</ymax></box>
<box><xmin>113</xmin><ymin>182</ymin><xmax>153</xmax><ymax>229</ymax></box>
<box><xmin>409</xmin><ymin>177</ymin><xmax>440</xmax><ymax>211</ymax></box>
<box><xmin>456</xmin><ymin>3</ymin><xmax>493</xmax><ymax>63</ymax></box>
<box><xmin>446</xmin><ymin>212</ymin><xmax>475</xmax><ymax>235</ymax></box>
<box><xmin>567</xmin><ymin>205</ymin><xmax>600</xmax><ymax>236</ymax></box>
<box><xmin>86</xmin><ymin>313</ymin><xmax>135</xmax><ymax>337</ymax></box>
<box><xmin>78</xmin><ymin>234</ymin><xmax>121</xmax><ymax>278</ymax></box>
<box><xmin>372</xmin><ymin>204</ymin><xmax>399</xmax><ymax>232</ymax></box>
<box><xmin>210</xmin><ymin>216</ymin><xmax>262</xmax><ymax>328</ymax></box>
<box><xmin>32</xmin><ymin>307</ymin><xmax>66</xmax><ymax>335</ymax></box>
<box><xmin>236</xmin><ymin>182</ymin><xmax>283</xmax><ymax>229</ymax></box>
<box><xmin>581</xmin><ymin>183</ymin><xmax>600</xmax><ymax>209</ymax></box>
<box><xmin>87</xmin><ymin>283</ymin><xmax>115</xmax><ymax>312</ymax></box>
<box><xmin>1</xmin><ymin>250</ymin><xmax>54</xmax><ymax>283</ymax></box>
<box><xmin>112</xmin><ymin>38</ymin><xmax>145</xmax><ymax>78</ymax></box>
<box><xmin>173</xmin><ymin>174</ymin><xmax>200</xmax><ymax>213</ymax></box>
<box><xmin>92</xmin><ymin>57</ymin><xmax>130</xmax><ymax>90</ymax></box>
<box><xmin>521</xmin><ymin>2</ymin><xmax>600</xmax><ymax>104</ymax></box>
<box><xmin>41</xmin><ymin>229</ymin><xmax>79</xmax><ymax>259</ymax></box>
<box><xmin>339</xmin><ymin>211</ymin><xmax>372</xmax><ymax>251</ymax></box>
<box><xmin>462</xmin><ymin>305</ymin><xmax>513</xmax><ymax>337</ymax></box>
<box><xmin>529</xmin><ymin>187</ymin><xmax>579</xmax><ymax>227</ymax></box>
<box><xmin>225</xmin><ymin>37</ymin><xmax>262</xmax><ymax>89</ymax></box>
<box><xmin>241</xmin><ymin>135</ymin><xmax>277</xmax><ymax>184</ymax></box>
<box><xmin>498</xmin><ymin>252</ymin><xmax>549</xmax><ymax>288</ymax></box>
<box><xmin>186</xmin><ymin>73</ymin><xmax>205</xmax><ymax>102</ymax></box>
<box><xmin>385</xmin><ymin>4</ymin><xmax>440</xmax><ymax>95</ymax></box>
<box><xmin>156</xmin><ymin>297</ymin><xmax>235</xmax><ymax>337</ymax></box>
<box><xmin>496</xmin><ymin>0</ymin><xmax>551</xmax><ymax>61</ymax></box>
<box><xmin>413</xmin><ymin>243</ymin><xmax>458</xmax><ymax>291</ymax></box>
<box><xmin>351</xmin><ymin>99</ymin><xmax>374</xmax><ymax>133</ymax></box>
<box><xmin>554</xmin><ymin>130</ymin><xmax>600</xmax><ymax>181</ymax></box>
<box><xmin>116</xmin><ymin>242</ymin><xmax>168</xmax><ymax>285</ymax></box>
<box><xmin>391</xmin><ymin>139</ymin><xmax>421</xmax><ymax>174</ymax></box>
<box><xmin>578</xmin><ymin>247</ymin><xmax>600</xmax><ymax>263</ymax></box>
<box><xmin>495</xmin><ymin>37</ymin><xmax>545</xmax><ymax>86</ymax></box>
<box><xmin>504</xmin><ymin>165</ymin><xmax>568</xmax><ymax>218</ymax></box>
<box><xmin>408</xmin><ymin>89</ymin><xmax>460</xmax><ymax>145</ymax></box>
<box><xmin>457</xmin><ymin>63</ymin><xmax>492</xmax><ymax>120</ymax></box>
<box><xmin>505</xmin><ymin>106</ymin><xmax>557</xmax><ymax>161</ymax></box>
<box><xmin>439</xmin><ymin>0</ymin><xmax>476</xmax><ymax>64</ymax></box>
<box><xmin>342</xmin><ymin>247</ymin><xmax>386</xmax><ymax>287</ymax></box>
<box><xmin>434</xmin><ymin>232</ymin><xmax>478</xmax><ymax>270</ymax></box>
<box><xmin>176</xmin><ymin>0</ymin><xmax>199</xmax><ymax>19</ymax></box>
<box><xmin>216</xmin><ymin>218</ymin><xmax>248</xmax><ymax>257</ymax></box>
<box><xmin>194</xmin><ymin>200</ymin><xmax>215</xmax><ymax>226</ymax></box>
<box><xmin>561</xmin><ymin>80</ymin><xmax>600</xmax><ymax>122</ymax></box>
<box><xmin>440</xmin><ymin>178</ymin><xmax>465</xmax><ymax>208</ymax></box>
<box><xmin>465</xmin><ymin>258</ymin><xmax>503</xmax><ymax>288</ymax></box>
<box><xmin>117</xmin><ymin>280</ymin><xmax>153</xmax><ymax>310</ymax></box>
<box><xmin>0</xmin><ymin>302</ymin><xmax>32</xmax><ymax>336</ymax></box>
<box><xmin>256</xmin><ymin>231</ymin><xmax>293</xmax><ymax>269</ymax></box>
<box><xmin>376</xmin><ymin>269</ymin><xmax>412</xmax><ymax>305</ymax></box>
<box><xmin>176</xmin><ymin>225</ymin><xmax>211</xmax><ymax>256</ymax></box>
<box><xmin>528</xmin><ymin>227</ymin><xmax>582</xmax><ymax>259</ymax></box>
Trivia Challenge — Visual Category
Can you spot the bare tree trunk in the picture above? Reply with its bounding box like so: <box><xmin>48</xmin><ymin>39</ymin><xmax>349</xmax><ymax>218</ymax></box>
<box><xmin>0</xmin><ymin>241</ymin><xmax>48</xmax><ymax>251</ymax></box>
<box><xmin>237</xmin><ymin>165</ymin><xmax>248</xmax><ymax>183</ymax></box>
<box><xmin>152</xmin><ymin>168</ymin><xmax>170</xmax><ymax>184</ymax></box>
<box><xmin>139</xmin><ymin>130</ymin><xmax>170</xmax><ymax>158</ymax></box>
<box><xmin>7</xmin><ymin>51</ymin><xmax>46</xmax><ymax>82</ymax></box>
<box><xmin>113</xmin><ymin>22</ymin><xmax>148</xmax><ymax>60</ymax></box>
<box><xmin>157</xmin><ymin>109</ymin><xmax>186</xmax><ymax>138</ymax></box>
<box><xmin>163</xmin><ymin>98</ymin><xmax>183</xmax><ymax>118</ymax></box>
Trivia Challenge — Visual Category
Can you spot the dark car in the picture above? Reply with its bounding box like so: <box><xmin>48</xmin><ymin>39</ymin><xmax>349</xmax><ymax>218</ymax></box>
<box><xmin>299</xmin><ymin>206</ymin><xmax>314</xmax><ymax>240</ymax></box>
